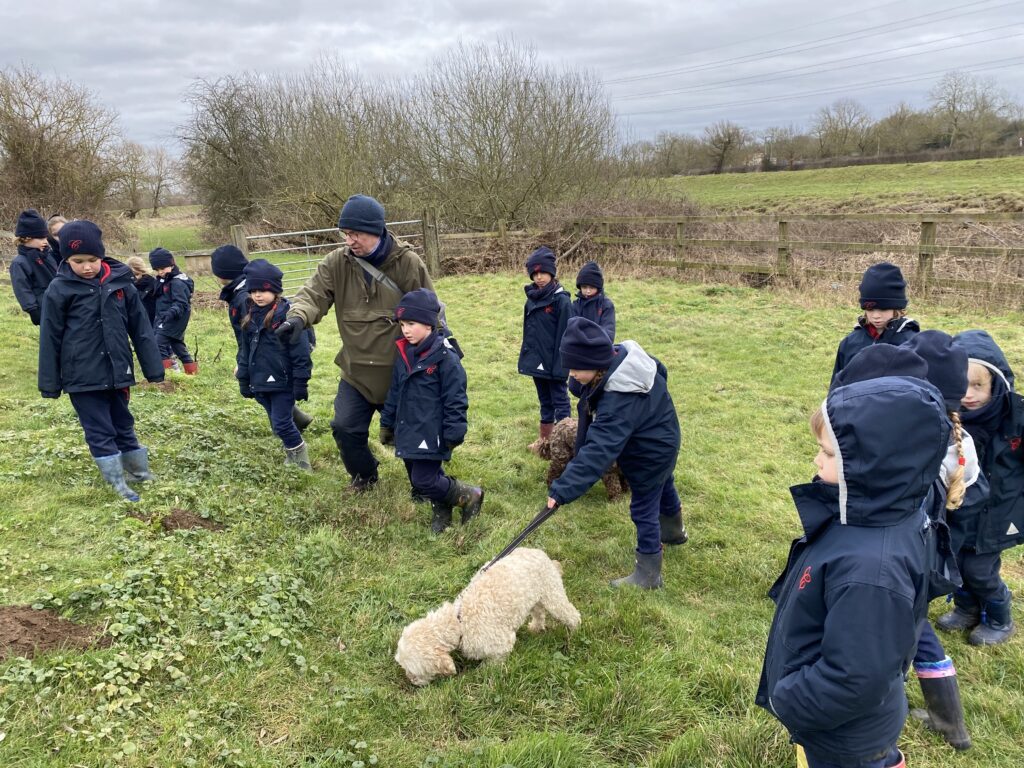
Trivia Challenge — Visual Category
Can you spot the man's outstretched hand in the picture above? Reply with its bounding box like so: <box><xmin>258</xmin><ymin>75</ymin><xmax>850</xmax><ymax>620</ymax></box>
<box><xmin>274</xmin><ymin>316</ymin><xmax>306</xmax><ymax>344</ymax></box>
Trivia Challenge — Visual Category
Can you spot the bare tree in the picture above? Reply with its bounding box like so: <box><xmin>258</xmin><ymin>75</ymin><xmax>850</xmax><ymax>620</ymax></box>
<box><xmin>812</xmin><ymin>99</ymin><xmax>872</xmax><ymax>158</ymax></box>
<box><xmin>147</xmin><ymin>147</ymin><xmax>175</xmax><ymax>216</ymax></box>
<box><xmin>762</xmin><ymin>124</ymin><xmax>815</xmax><ymax>169</ymax></box>
<box><xmin>112</xmin><ymin>141</ymin><xmax>148</xmax><ymax>218</ymax></box>
<box><xmin>702</xmin><ymin>120</ymin><xmax>747</xmax><ymax>173</ymax></box>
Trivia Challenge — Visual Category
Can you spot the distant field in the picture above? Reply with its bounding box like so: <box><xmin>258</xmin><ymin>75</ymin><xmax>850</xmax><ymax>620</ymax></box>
<box><xmin>659</xmin><ymin>156</ymin><xmax>1024</xmax><ymax>213</ymax></box>
<box><xmin>129</xmin><ymin>206</ymin><xmax>210</xmax><ymax>253</ymax></box>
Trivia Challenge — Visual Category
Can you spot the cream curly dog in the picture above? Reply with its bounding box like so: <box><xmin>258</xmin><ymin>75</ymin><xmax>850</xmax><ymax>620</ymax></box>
<box><xmin>395</xmin><ymin>548</ymin><xmax>581</xmax><ymax>686</ymax></box>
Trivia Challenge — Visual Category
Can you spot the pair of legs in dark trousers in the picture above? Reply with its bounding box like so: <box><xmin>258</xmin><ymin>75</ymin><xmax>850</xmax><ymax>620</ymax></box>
<box><xmin>630</xmin><ymin>478</ymin><xmax>682</xmax><ymax>554</ymax></box>
<box><xmin>156</xmin><ymin>333</ymin><xmax>193</xmax><ymax>364</ymax></box>
<box><xmin>69</xmin><ymin>390</ymin><xmax>140</xmax><ymax>457</ymax></box>
<box><xmin>404</xmin><ymin>459</ymin><xmax>452</xmax><ymax>501</ymax></box>
<box><xmin>254</xmin><ymin>391</ymin><xmax>302</xmax><ymax>449</ymax></box>
<box><xmin>331</xmin><ymin>379</ymin><xmax>382</xmax><ymax>482</ymax></box>
<box><xmin>957</xmin><ymin>548</ymin><xmax>1010</xmax><ymax>604</ymax></box>
<box><xmin>804</xmin><ymin>746</ymin><xmax>903</xmax><ymax>768</ymax></box>
<box><xmin>533</xmin><ymin>377</ymin><xmax>570</xmax><ymax>423</ymax></box>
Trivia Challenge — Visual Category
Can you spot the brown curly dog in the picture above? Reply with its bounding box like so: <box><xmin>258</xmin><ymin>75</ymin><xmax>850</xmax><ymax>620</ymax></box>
<box><xmin>534</xmin><ymin>417</ymin><xmax>629</xmax><ymax>501</ymax></box>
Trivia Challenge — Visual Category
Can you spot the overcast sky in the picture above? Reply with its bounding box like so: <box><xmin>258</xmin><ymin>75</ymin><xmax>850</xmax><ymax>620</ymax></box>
<box><xmin>4</xmin><ymin>0</ymin><xmax>1023</xmax><ymax>149</ymax></box>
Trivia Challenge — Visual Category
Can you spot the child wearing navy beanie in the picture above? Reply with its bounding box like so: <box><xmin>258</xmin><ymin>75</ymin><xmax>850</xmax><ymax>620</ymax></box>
<box><xmin>9</xmin><ymin>209</ymin><xmax>59</xmax><ymax>326</ymax></box>
<box><xmin>518</xmin><ymin>246</ymin><xmax>573</xmax><ymax>451</ymax></box>
<box><xmin>149</xmin><ymin>247</ymin><xmax>197</xmax><ymax>374</ymax></box>
<box><xmin>831</xmin><ymin>262</ymin><xmax>919</xmax><ymax>386</ymax></box>
<box><xmin>546</xmin><ymin>317</ymin><xmax>685</xmax><ymax>590</ymax></box>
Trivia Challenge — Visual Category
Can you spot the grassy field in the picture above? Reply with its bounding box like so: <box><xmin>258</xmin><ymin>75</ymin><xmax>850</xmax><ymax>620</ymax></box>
<box><xmin>2</xmin><ymin>276</ymin><xmax>1023</xmax><ymax>767</ymax></box>
<box><xmin>660</xmin><ymin>156</ymin><xmax>1024</xmax><ymax>213</ymax></box>
<box><xmin>129</xmin><ymin>206</ymin><xmax>210</xmax><ymax>253</ymax></box>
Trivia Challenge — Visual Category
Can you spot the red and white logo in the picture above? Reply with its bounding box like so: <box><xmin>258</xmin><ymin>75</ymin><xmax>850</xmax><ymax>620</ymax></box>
<box><xmin>798</xmin><ymin>567</ymin><xmax>812</xmax><ymax>590</ymax></box>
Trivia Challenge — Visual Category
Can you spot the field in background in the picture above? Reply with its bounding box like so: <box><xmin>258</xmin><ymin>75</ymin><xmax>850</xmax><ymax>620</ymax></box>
<box><xmin>1</xmin><ymin>275</ymin><xmax>1023</xmax><ymax>767</ymax></box>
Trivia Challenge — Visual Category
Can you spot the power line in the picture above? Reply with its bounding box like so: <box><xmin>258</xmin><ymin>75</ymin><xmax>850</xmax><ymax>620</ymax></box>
<box><xmin>612</xmin><ymin>26</ymin><xmax>1022</xmax><ymax>101</ymax></box>
<box><xmin>618</xmin><ymin>55</ymin><xmax>1024</xmax><ymax>116</ymax></box>
<box><xmin>604</xmin><ymin>0</ymin><xmax>1016</xmax><ymax>85</ymax></box>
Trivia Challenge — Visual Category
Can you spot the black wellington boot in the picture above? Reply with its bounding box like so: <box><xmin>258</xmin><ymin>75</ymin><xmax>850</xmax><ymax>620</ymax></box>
<box><xmin>936</xmin><ymin>590</ymin><xmax>981</xmax><ymax>633</ymax></box>
<box><xmin>912</xmin><ymin>672</ymin><xmax>972</xmax><ymax>750</ymax></box>
<box><xmin>610</xmin><ymin>550</ymin><xmax>664</xmax><ymax>590</ymax></box>
<box><xmin>446</xmin><ymin>478</ymin><xmax>484</xmax><ymax>524</ymax></box>
<box><xmin>969</xmin><ymin>594</ymin><xmax>1016</xmax><ymax>646</ymax></box>
<box><xmin>659</xmin><ymin>510</ymin><xmax>689</xmax><ymax>546</ymax></box>
<box><xmin>430</xmin><ymin>499</ymin><xmax>453</xmax><ymax>534</ymax></box>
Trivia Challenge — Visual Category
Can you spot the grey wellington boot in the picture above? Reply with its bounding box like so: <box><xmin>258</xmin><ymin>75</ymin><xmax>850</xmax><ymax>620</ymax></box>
<box><xmin>94</xmin><ymin>454</ymin><xmax>140</xmax><ymax>501</ymax></box>
<box><xmin>936</xmin><ymin>590</ymin><xmax>981</xmax><ymax>633</ymax></box>
<box><xmin>969</xmin><ymin>595</ymin><xmax>1016</xmax><ymax>645</ymax></box>
<box><xmin>659</xmin><ymin>511</ymin><xmax>689</xmax><ymax>546</ymax></box>
<box><xmin>446</xmin><ymin>478</ymin><xmax>484</xmax><ymax>524</ymax></box>
<box><xmin>610</xmin><ymin>550</ymin><xmax>664</xmax><ymax>590</ymax></box>
<box><xmin>912</xmin><ymin>673</ymin><xmax>972</xmax><ymax>750</ymax></box>
<box><xmin>292</xmin><ymin>405</ymin><xmax>314</xmax><ymax>432</ymax></box>
<box><xmin>284</xmin><ymin>442</ymin><xmax>313</xmax><ymax>472</ymax></box>
<box><xmin>121</xmin><ymin>446</ymin><xmax>155</xmax><ymax>483</ymax></box>
<box><xmin>430</xmin><ymin>499</ymin><xmax>453</xmax><ymax>534</ymax></box>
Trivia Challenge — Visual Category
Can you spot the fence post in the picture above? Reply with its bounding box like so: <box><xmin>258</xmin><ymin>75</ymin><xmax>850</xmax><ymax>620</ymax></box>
<box><xmin>602</xmin><ymin>220</ymin><xmax>611</xmax><ymax>261</ymax></box>
<box><xmin>918</xmin><ymin>220</ymin><xmax>936</xmax><ymax>294</ymax></box>
<box><xmin>230</xmin><ymin>224</ymin><xmax>249</xmax><ymax>257</ymax></box>
<box><xmin>776</xmin><ymin>219</ymin><xmax>790</xmax><ymax>275</ymax></box>
<box><xmin>422</xmin><ymin>208</ymin><xmax>442</xmax><ymax>276</ymax></box>
<box><xmin>675</xmin><ymin>221</ymin><xmax>685</xmax><ymax>263</ymax></box>
<box><xmin>497</xmin><ymin>219</ymin><xmax>507</xmax><ymax>247</ymax></box>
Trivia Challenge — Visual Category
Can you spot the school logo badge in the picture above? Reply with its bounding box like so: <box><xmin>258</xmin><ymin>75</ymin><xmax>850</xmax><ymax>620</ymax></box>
<box><xmin>263</xmin><ymin>281</ymin><xmax>271</xmax><ymax>290</ymax></box>
<box><xmin>426</xmin><ymin>365</ymin><xmax>436</xmax><ymax>375</ymax></box>
<box><xmin>1010</xmin><ymin>437</ymin><xmax>1021</xmax><ymax>452</ymax></box>
<box><xmin>798</xmin><ymin>566</ymin><xmax>812</xmax><ymax>590</ymax></box>
<box><xmin>70</xmin><ymin>240</ymin><xmax>82</xmax><ymax>251</ymax></box>
<box><xmin>396</xmin><ymin>307</ymin><xmax>405</xmax><ymax>318</ymax></box>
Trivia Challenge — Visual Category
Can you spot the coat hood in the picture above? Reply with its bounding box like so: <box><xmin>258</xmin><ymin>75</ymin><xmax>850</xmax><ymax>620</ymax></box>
<box><xmin>823</xmin><ymin>376</ymin><xmax>950</xmax><ymax>526</ymax></box>
<box><xmin>953</xmin><ymin>329</ymin><xmax>1014</xmax><ymax>391</ymax></box>
<box><xmin>55</xmin><ymin>256</ymin><xmax>132</xmax><ymax>286</ymax></box>
<box><xmin>604</xmin><ymin>340</ymin><xmax>658</xmax><ymax>395</ymax></box>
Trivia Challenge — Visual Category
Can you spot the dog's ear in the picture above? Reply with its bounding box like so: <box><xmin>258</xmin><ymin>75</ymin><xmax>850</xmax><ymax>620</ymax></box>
<box><xmin>439</xmin><ymin>651</ymin><xmax>456</xmax><ymax>677</ymax></box>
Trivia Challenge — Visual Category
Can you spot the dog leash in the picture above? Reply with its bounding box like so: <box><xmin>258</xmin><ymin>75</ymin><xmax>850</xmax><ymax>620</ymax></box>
<box><xmin>482</xmin><ymin>503</ymin><xmax>559</xmax><ymax>571</ymax></box>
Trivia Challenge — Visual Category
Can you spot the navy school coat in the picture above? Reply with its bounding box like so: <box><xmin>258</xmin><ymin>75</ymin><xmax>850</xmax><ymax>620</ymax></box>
<box><xmin>831</xmin><ymin>316</ymin><xmax>919</xmax><ymax>386</ymax></box>
<box><xmin>220</xmin><ymin>275</ymin><xmax>249</xmax><ymax>348</ymax></box>
<box><xmin>38</xmin><ymin>258</ymin><xmax>163</xmax><ymax>394</ymax></box>
<box><xmin>756</xmin><ymin>377</ymin><xmax>949</xmax><ymax>765</ymax></box>
<box><xmin>154</xmin><ymin>266</ymin><xmax>194</xmax><ymax>339</ymax></box>
<box><xmin>236</xmin><ymin>298</ymin><xmax>312</xmax><ymax>394</ymax></box>
<box><xmin>518</xmin><ymin>283</ymin><xmax>572</xmax><ymax>381</ymax></box>
<box><xmin>571</xmin><ymin>292</ymin><xmax>616</xmax><ymax>342</ymax></box>
<box><xmin>380</xmin><ymin>332</ymin><xmax>468</xmax><ymax>461</ymax></box>
<box><xmin>10</xmin><ymin>243</ymin><xmax>58</xmax><ymax>317</ymax></box>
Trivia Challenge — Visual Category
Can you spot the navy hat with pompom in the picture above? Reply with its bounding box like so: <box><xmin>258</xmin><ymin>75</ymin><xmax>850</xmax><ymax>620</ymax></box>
<box><xmin>211</xmin><ymin>244</ymin><xmax>249</xmax><ymax>279</ymax></box>
<box><xmin>59</xmin><ymin>220</ymin><xmax>106</xmax><ymax>259</ymax></box>
<box><xmin>859</xmin><ymin>262</ymin><xmax>907</xmax><ymax>309</ymax></box>
<box><xmin>907</xmin><ymin>330</ymin><xmax>969</xmax><ymax>410</ymax></box>
<box><xmin>526</xmin><ymin>246</ymin><xmax>557</xmax><ymax>278</ymax></box>
<box><xmin>395</xmin><ymin>288</ymin><xmax>440</xmax><ymax>327</ymax></box>
<box><xmin>15</xmin><ymin>209</ymin><xmax>48</xmax><ymax>238</ymax></box>
<box><xmin>243</xmin><ymin>259</ymin><xmax>283</xmax><ymax>295</ymax></box>
<box><xmin>560</xmin><ymin>317</ymin><xmax>615</xmax><ymax>370</ymax></box>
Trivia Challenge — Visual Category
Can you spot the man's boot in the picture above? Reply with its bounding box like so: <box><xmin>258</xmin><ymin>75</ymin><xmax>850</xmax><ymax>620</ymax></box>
<box><xmin>969</xmin><ymin>594</ymin><xmax>1016</xmax><ymax>645</ymax></box>
<box><xmin>430</xmin><ymin>499</ymin><xmax>453</xmax><ymax>534</ymax></box>
<box><xmin>610</xmin><ymin>550</ymin><xmax>664</xmax><ymax>590</ymax></box>
<box><xmin>528</xmin><ymin>422</ymin><xmax>553</xmax><ymax>455</ymax></box>
<box><xmin>936</xmin><ymin>590</ymin><xmax>981</xmax><ymax>632</ymax></box>
<box><xmin>284</xmin><ymin>442</ymin><xmax>312</xmax><ymax>472</ymax></box>
<box><xmin>183</xmin><ymin>361</ymin><xmax>198</xmax><ymax>375</ymax></box>
<box><xmin>94</xmin><ymin>454</ymin><xmax>139</xmax><ymax>501</ymax></box>
<box><xmin>348</xmin><ymin>473</ymin><xmax>378</xmax><ymax>493</ymax></box>
<box><xmin>445</xmin><ymin>478</ymin><xmax>484</xmax><ymax>524</ymax></box>
<box><xmin>292</xmin><ymin>405</ymin><xmax>314</xmax><ymax>432</ymax></box>
<box><xmin>911</xmin><ymin>665</ymin><xmax>972</xmax><ymax>750</ymax></box>
<box><xmin>121</xmin><ymin>446</ymin><xmax>155</xmax><ymax>482</ymax></box>
<box><xmin>660</xmin><ymin>509</ymin><xmax>689</xmax><ymax>546</ymax></box>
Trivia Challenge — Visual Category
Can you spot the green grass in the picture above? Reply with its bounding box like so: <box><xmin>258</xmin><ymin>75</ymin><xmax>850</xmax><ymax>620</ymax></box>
<box><xmin>660</xmin><ymin>156</ymin><xmax>1024</xmax><ymax>213</ymax></box>
<box><xmin>1</xmin><ymin>276</ymin><xmax>1023</xmax><ymax>767</ymax></box>
<box><xmin>130</xmin><ymin>206</ymin><xmax>211</xmax><ymax>253</ymax></box>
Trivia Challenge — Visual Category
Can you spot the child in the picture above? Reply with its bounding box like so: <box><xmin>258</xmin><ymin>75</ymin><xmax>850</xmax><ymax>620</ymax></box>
<box><xmin>836</xmin><ymin>338</ymin><xmax>976</xmax><ymax>751</ymax></box>
<box><xmin>571</xmin><ymin>260</ymin><xmax>615</xmax><ymax>341</ymax></box>
<box><xmin>831</xmin><ymin>262</ymin><xmax>919</xmax><ymax>385</ymax></box>
<box><xmin>939</xmin><ymin>330</ymin><xmax>1022</xmax><ymax>645</ymax></box>
<box><xmin>236</xmin><ymin>259</ymin><xmax>313</xmax><ymax>471</ymax></box>
<box><xmin>126</xmin><ymin>256</ymin><xmax>158</xmax><ymax>326</ymax></box>
<box><xmin>757</xmin><ymin>374</ymin><xmax>950</xmax><ymax>768</ymax></box>
<box><xmin>518</xmin><ymin>246</ymin><xmax>572</xmax><ymax>451</ymax></box>
<box><xmin>149</xmin><ymin>247</ymin><xmax>196</xmax><ymax>374</ymax></box>
<box><xmin>38</xmin><ymin>220</ymin><xmax>165</xmax><ymax>501</ymax></box>
<box><xmin>380</xmin><ymin>289</ymin><xmax>483</xmax><ymax>533</ymax></box>
<box><xmin>47</xmin><ymin>214</ymin><xmax>67</xmax><ymax>257</ymax></box>
<box><xmin>546</xmin><ymin>317</ymin><xmax>686</xmax><ymax>589</ymax></box>
<box><xmin>9</xmin><ymin>209</ymin><xmax>59</xmax><ymax>326</ymax></box>
<box><xmin>212</xmin><ymin>244</ymin><xmax>314</xmax><ymax>432</ymax></box>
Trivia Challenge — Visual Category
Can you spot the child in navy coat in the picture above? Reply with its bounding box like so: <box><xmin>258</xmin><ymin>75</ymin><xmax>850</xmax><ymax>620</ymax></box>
<box><xmin>149</xmin><ymin>247</ymin><xmax>196</xmax><ymax>374</ymax></box>
<box><xmin>831</xmin><ymin>262</ymin><xmax>919</xmax><ymax>385</ymax></box>
<box><xmin>757</xmin><ymin>375</ymin><xmax>950</xmax><ymax>768</ymax></box>
<box><xmin>519</xmin><ymin>246</ymin><xmax>572</xmax><ymax>451</ymax></box>
<box><xmin>381</xmin><ymin>289</ymin><xmax>483</xmax><ymax>533</ymax></box>
<box><xmin>38</xmin><ymin>220</ymin><xmax>165</xmax><ymax>501</ymax></box>
<box><xmin>571</xmin><ymin>260</ymin><xmax>615</xmax><ymax>341</ymax></box>
<box><xmin>939</xmin><ymin>330</ymin><xmax>1023</xmax><ymax>645</ymax></box>
<box><xmin>236</xmin><ymin>260</ymin><xmax>313</xmax><ymax>471</ymax></box>
<box><xmin>9</xmin><ymin>209</ymin><xmax>59</xmax><ymax>326</ymax></box>
<box><xmin>546</xmin><ymin>317</ymin><xmax>686</xmax><ymax>589</ymax></box>
<box><xmin>126</xmin><ymin>256</ymin><xmax>158</xmax><ymax>325</ymax></box>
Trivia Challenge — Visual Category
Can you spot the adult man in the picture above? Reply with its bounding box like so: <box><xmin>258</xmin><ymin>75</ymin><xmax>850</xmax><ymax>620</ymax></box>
<box><xmin>275</xmin><ymin>194</ymin><xmax>434</xmax><ymax>490</ymax></box>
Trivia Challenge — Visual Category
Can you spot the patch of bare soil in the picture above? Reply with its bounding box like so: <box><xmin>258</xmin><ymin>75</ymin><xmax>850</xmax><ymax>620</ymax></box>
<box><xmin>0</xmin><ymin>605</ymin><xmax>111</xmax><ymax>660</ymax></box>
<box><xmin>161</xmin><ymin>508</ymin><xmax>225</xmax><ymax>532</ymax></box>
<box><xmin>139</xmin><ymin>379</ymin><xmax>181</xmax><ymax>393</ymax></box>
<box><xmin>191</xmin><ymin>291</ymin><xmax>225</xmax><ymax>311</ymax></box>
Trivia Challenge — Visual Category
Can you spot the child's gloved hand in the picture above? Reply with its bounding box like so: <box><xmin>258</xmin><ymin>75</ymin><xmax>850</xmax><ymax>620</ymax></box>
<box><xmin>379</xmin><ymin>426</ymin><xmax>395</xmax><ymax>445</ymax></box>
<box><xmin>41</xmin><ymin>390</ymin><xmax>61</xmax><ymax>399</ymax></box>
<box><xmin>293</xmin><ymin>380</ymin><xmax>309</xmax><ymax>401</ymax></box>
<box><xmin>274</xmin><ymin>316</ymin><xmax>306</xmax><ymax>344</ymax></box>
<box><xmin>239</xmin><ymin>379</ymin><xmax>254</xmax><ymax>398</ymax></box>
<box><xmin>28</xmin><ymin>307</ymin><xmax>41</xmax><ymax>325</ymax></box>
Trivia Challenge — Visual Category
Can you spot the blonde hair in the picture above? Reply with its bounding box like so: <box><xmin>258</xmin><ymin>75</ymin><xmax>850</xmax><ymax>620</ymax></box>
<box><xmin>126</xmin><ymin>256</ymin><xmax>149</xmax><ymax>276</ymax></box>
<box><xmin>47</xmin><ymin>215</ymin><xmax>67</xmax><ymax>235</ymax></box>
<box><xmin>810</xmin><ymin>405</ymin><xmax>826</xmax><ymax>440</ymax></box>
<box><xmin>859</xmin><ymin>308</ymin><xmax>908</xmax><ymax>321</ymax></box>
<box><xmin>946</xmin><ymin>411</ymin><xmax>966</xmax><ymax>510</ymax></box>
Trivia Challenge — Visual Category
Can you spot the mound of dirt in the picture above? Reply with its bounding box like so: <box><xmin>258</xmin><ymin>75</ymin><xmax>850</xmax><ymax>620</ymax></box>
<box><xmin>191</xmin><ymin>291</ymin><xmax>225</xmax><ymax>311</ymax></box>
<box><xmin>140</xmin><ymin>379</ymin><xmax>180</xmax><ymax>393</ymax></box>
<box><xmin>0</xmin><ymin>605</ymin><xmax>111</xmax><ymax>660</ymax></box>
<box><xmin>161</xmin><ymin>508</ymin><xmax>225</xmax><ymax>532</ymax></box>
